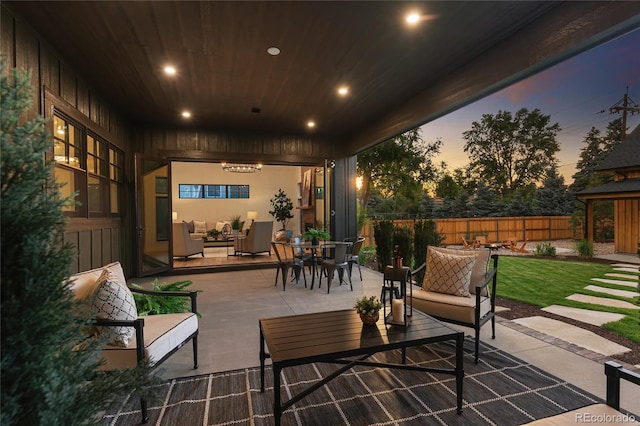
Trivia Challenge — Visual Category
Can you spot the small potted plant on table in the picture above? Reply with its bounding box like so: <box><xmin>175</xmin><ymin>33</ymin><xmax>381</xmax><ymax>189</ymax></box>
<box><xmin>207</xmin><ymin>229</ymin><xmax>221</xmax><ymax>240</ymax></box>
<box><xmin>354</xmin><ymin>295</ymin><xmax>383</xmax><ymax>325</ymax></box>
<box><xmin>302</xmin><ymin>228</ymin><xmax>330</xmax><ymax>246</ymax></box>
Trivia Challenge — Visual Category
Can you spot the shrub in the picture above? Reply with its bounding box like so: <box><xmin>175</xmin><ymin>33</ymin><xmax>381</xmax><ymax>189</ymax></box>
<box><xmin>359</xmin><ymin>245</ymin><xmax>378</xmax><ymax>269</ymax></box>
<box><xmin>534</xmin><ymin>243</ymin><xmax>556</xmax><ymax>257</ymax></box>
<box><xmin>393</xmin><ymin>225</ymin><xmax>413</xmax><ymax>268</ymax></box>
<box><xmin>413</xmin><ymin>219</ymin><xmax>443</xmax><ymax>274</ymax></box>
<box><xmin>576</xmin><ymin>239</ymin><xmax>594</xmax><ymax>258</ymax></box>
<box><xmin>373</xmin><ymin>220</ymin><xmax>394</xmax><ymax>272</ymax></box>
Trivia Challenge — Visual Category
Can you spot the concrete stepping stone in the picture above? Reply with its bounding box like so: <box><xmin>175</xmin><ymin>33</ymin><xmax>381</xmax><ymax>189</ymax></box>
<box><xmin>567</xmin><ymin>294</ymin><xmax>639</xmax><ymax>310</ymax></box>
<box><xmin>605</xmin><ymin>273</ymin><xmax>639</xmax><ymax>281</ymax></box>
<box><xmin>591</xmin><ymin>277</ymin><xmax>638</xmax><ymax>288</ymax></box>
<box><xmin>541</xmin><ymin>305</ymin><xmax>625</xmax><ymax>326</ymax></box>
<box><xmin>611</xmin><ymin>263</ymin><xmax>640</xmax><ymax>268</ymax></box>
<box><xmin>513</xmin><ymin>316</ymin><xmax>630</xmax><ymax>356</ymax></box>
<box><xmin>614</xmin><ymin>267</ymin><xmax>640</xmax><ymax>274</ymax></box>
<box><xmin>584</xmin><ymin>285</ymin><xmax>638</xmax><ymax>299</ymax></box>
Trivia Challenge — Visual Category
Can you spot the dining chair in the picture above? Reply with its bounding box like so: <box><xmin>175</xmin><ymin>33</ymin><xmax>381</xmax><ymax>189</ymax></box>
<box><xmin>318</xmin><ymin>241</ymin><xmax>352</xmax><ymax>294</ymax></box>
<box><xmin>344</xmin><ymin>237</ymin><xmax>365</xmax><ymax>281</ymax></box>
<box><xmin>293</xmin><ymin>235</ymin><xmax>320</xmax><ymax>277</ymax></box>
<box><xmin>271</xmin><ymin>242</ymin><xmax>306</xmax><ymax>291</ymax></box>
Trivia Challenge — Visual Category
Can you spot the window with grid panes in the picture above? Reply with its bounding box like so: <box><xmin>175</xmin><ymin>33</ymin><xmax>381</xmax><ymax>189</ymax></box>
<box><xmin>109</xmin><ymin>147</ymin><xmax>123</xmax><ymax>214</ymax></box>
<box><xmin>53</xmin><ymin>114</ymin><xmax>86</xmax><ymax>215</ymax></box>
<box><xmin>87</xmin><ymin>134</ymin><xmax>109</xmax><ymax>214</ymax></box>
<box><xmin>52</xmin><ymin>111</ymin><xmax>125</xmax><ymax>217</ymax></box>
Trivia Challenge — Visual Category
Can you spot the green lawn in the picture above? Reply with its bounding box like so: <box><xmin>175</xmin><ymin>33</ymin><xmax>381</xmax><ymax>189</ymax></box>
<box><xmin>497</xmin><ymin>256</ymin><xmax>640</xmax><ymax>343</ymax></box>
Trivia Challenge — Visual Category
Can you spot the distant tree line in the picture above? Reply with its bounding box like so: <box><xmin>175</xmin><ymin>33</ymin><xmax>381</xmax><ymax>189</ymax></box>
<box><xmin>357</xmin><ymin>108</ymin><xmax>624</xmax><ymax>240</ymax></box>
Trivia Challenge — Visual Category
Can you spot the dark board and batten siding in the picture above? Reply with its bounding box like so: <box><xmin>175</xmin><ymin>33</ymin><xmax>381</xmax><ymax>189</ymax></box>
<box><xmin>2</xmin><ymin>5</ymin><xmax>135</xmax><ymax>276</ymax></box>
<box><xmin>136</xmin><ymin>128</ymin><xmax>335</xmax><ymax>165</ymax></box>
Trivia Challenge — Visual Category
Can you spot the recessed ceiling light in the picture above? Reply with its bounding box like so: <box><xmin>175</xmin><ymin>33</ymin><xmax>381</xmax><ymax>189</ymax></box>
<box><xmin>337</xmin><ymin>86</ymin><xmax>349</xmax><ymax>96</ymax></box>
<box><xmin>164</xmin><ymin>65</ymin><xmax>177</xmax><ymax>75</ymax></box>
<box><xmin>307</xmin><ymin>121</ymin><xmax>315</xmax><ymax>128</ymax></box>
<box><xmin>406</xmin><ymin>12</ymin><xmax>421</xmax><ymax>25</ymax></box>
<box><xmin>267</xmin><ymin>47</ymin><xmax>281</xmax><ymax>56</ymax></box>
<box><xmin>182</xmin><ymin>111</ymin><xmax>191</xmax><ymax>118</ymax></box>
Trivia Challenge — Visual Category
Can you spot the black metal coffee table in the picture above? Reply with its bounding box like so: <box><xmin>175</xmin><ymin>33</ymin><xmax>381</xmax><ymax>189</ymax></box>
<box><xmin>259</xmin><ymin>309</ymin><xmax>464</xmax><ymax>425</ymax></box>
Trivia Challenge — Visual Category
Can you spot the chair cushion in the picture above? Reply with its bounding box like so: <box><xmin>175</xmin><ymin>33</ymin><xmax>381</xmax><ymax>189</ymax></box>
<box><xmin>91</xmin><ymin>268</ymin><xmax>138</xmax><ymax>347</ymax></box>
<box><xmin>427</xmin><ymin>246</ymin><xmax>491</xmax><ymax>295</ymax></box>
<box><xmin>99</xmin><ymin>313</ymin><xmax>198</xmax><ymax>370</ymax></box>
<box><xmin>423</xmin><ymin>248</ymin><xmax>477</xmax><ymax>297</ymax></box>
<box><xmin>412</xmin><ymin>286</ymin><xmax>491</xmax><ymax>324</ymax></box>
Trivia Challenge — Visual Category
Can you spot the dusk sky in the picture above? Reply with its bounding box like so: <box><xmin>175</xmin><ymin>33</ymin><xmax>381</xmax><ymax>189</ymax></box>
<box><xmin>420</xmin><ymin>27</ymin><xmax>640</xmax><ymax>183</ymax></box>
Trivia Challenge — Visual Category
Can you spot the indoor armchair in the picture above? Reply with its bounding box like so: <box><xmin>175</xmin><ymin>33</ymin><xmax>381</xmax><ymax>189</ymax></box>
<box><xmin>173</xmin><ymin>222</ymin><xmax>204</xmax><ymax>258</ymax></box>
<box><xmin>233</xmin><ymin>221</ymin><xmax>273</xmax><ymax>256</ymax></box>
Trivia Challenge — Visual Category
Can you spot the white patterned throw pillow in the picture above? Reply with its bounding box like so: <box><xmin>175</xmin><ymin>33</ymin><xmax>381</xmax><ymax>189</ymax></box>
<box><xmin>423</xmin><ymin>248</ymin><xmax>478</xmax><ymax>297</ymax></box>
<box><xmin>91</xmin><ymin>268</ymin><xmax>138</xmax><ymax>347</ymax></box>
<box><xmin>193</xmin><ymin>220</ymin><xmax>207</xmax><ymax>234</ymax></box>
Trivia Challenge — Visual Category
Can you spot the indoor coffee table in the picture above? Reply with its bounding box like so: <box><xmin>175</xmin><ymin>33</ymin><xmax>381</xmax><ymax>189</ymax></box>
<box><xmin>259</xmin><ymin>309</ymin><xmax>464</xmax><ymax>425</ymax></box>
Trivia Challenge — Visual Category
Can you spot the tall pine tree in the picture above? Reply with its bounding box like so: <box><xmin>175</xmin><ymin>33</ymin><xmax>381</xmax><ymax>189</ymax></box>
<box><xmin>1</xmin><ymin>62</ymin><xmax>158</xmax><ymax>424</ymax></box>
<box><xmin>534</xmin><ymin>165</ymin><xmax>573</xmax><ymax>215</ymax></box>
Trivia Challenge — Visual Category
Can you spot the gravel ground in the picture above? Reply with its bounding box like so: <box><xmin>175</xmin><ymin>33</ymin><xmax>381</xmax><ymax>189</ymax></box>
<box><xmin>497</xmin><ymin>239</ymin><xmax>617</xmax><ymax>257</ymax></box>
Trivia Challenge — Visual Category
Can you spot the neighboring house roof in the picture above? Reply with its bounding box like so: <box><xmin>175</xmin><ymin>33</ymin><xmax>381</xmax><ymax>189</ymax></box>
<box><xmin>576</xmin><ymin>177</ymin><xmax>640</xmax><ymax>200</ymax></box>
<box><xmin>595</xmin><ymin>124</ymin><xmax>640</xmax><ymax>172</ymax></box>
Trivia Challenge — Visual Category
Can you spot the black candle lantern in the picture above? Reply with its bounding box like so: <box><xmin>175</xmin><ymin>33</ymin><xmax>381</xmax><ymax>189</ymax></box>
<box><xmin>382</xmin><ymin>264</ymin><xmax>412</xmax><ymax>327</ymax></box>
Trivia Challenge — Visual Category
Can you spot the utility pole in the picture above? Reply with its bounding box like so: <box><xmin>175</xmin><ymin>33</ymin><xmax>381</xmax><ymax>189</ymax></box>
<box><xmin>603</xmin><ymin>87</ymin><xmax>640</xmax><ymax>140</ymax></box>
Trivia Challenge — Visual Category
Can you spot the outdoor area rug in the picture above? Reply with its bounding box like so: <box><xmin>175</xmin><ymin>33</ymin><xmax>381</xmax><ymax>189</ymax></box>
<box><xmin>103</xmin><ymin>338</ymin><xmax>602</xmax><ymax>425</ymax></box>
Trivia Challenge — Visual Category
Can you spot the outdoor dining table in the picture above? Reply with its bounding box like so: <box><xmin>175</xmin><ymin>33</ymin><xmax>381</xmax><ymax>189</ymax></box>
<box><xmin>287</xmin><ymin>241</ymin><xmax>342</xmax><ymax>289</ymax></box>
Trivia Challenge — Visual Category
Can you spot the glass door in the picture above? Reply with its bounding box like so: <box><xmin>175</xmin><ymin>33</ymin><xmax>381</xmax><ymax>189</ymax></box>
<box><xmin>134</xmin><ymin>154</ymin><xmax>170</xmax><ymax>276</ymax></box>
<box><xmin>314</xmin><ymin>160</ymin><xmax>333</xmax><ymax>234</ymax></box>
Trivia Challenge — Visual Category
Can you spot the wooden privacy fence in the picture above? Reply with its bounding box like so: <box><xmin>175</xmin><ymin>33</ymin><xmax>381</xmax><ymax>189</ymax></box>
<box><xmin>360</xmin><ymin>216</ymin><xmax>576</xmax><ymax>247</ymax></box>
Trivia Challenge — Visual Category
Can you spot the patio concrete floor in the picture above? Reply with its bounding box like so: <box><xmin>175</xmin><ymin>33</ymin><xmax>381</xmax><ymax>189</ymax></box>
<box><xmin>136</xmin><ymin>259</ymin><xmax>639</xmax><ymax>416</ymax></box>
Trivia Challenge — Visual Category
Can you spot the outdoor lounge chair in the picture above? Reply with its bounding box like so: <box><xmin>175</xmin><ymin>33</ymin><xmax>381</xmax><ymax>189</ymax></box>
<box><xmin>502</xmin><ymin>236</ymin><xmax>529</xmax><ymax>253</ymax></box>
<box><xmin>461</xmin><ymin>236</ymin><xmax>480</xmax><ymax>249</ymax></box>
<box><xmin>70</xmin><ymin>262</ymin><xmax>199</xmax><ymax>423</ymax></box>
<box><xmin>410</xmin><ymin>246</ymin><xmax>498</xmax><ymax>363</ymax></box>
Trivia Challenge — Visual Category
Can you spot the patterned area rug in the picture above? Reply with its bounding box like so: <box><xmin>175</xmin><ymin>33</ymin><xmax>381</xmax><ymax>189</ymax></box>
<box><xmin>103</xmin><ymin>339</ymin><xmax>600</xmax><ymax>425</ymax></box>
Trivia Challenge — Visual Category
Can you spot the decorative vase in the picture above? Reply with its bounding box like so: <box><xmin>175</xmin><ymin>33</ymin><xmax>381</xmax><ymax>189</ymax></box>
<box><xmin>312</xmin><ymin>237</ymin><xmax>319</xmax><ymax>246</ymax></box>
<box><xmin>359</xmin><ymin>312</ymin><xmax>379</xmax><ymax>325</ymax></box>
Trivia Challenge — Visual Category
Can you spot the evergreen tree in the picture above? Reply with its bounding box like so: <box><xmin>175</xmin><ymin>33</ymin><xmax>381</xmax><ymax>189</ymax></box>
<box><xmin>505</xmin><ymin>191</ymin><xmax>531</xmax><ymax>216</ymax></box>
<box><xmin>570</xmin><ymin>127</ymin><xmax>606</xmax><ymax>193</ymax></box>
<box><xmin>570</xmin><ymin>118</ymin><xmax>623</xmax><ymax>194</ymax></box>
<box><xmin>569</xmin><ymin>119</ymin><xmax>623</xmax><ymax>240</ymax></box>
<box><xmin>534</xmin><ymin>165</ymin><xmax>573</xmax><ymax>215</ymax></box>
<box><xmin>469</xmin><ymin>182</ymin><xmax>500</xmax><ymax>217</ymax></box>
<box><xmin>450</xmin><ymin>192</ymin><xmax>470</xmax><ymax>218</ymax></box>
<box><xmin>419</xmin><ymin>192</ymin><xmax>436</xmax><ymax>217</ymax></box>
<box><xmin>1</xmin><ymin>62</ymin><xmax>158</xmax><ymax>424</ymax></box>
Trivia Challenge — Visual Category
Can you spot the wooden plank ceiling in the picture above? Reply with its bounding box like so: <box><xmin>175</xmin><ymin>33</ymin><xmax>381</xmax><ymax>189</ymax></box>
<box><xmin>5</xmin><ymin>1</ymin><xmax>640</xmax><ymax>153</ymax></box>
